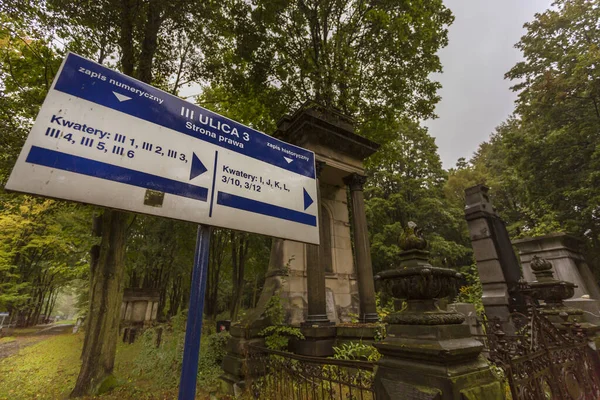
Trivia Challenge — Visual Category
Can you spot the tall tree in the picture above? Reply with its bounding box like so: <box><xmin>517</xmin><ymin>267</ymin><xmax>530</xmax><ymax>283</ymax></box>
<box><xmin>1</xmin><ymin>0</ymin><xmax>221</xmax><ymax>395</ymax></box>
<box><xmin>125</xmin><ymin>216</ymin><xmax>197</xmax><ymax>320</ymax></box>
<box><xmin>500</xmin><ymin>0</ymin><xmax>600</xmax><ymax>266</ymax></box>
<box><xmin>365</xmin><ymin>121</ymin><xmax>472</xmax><ymax>272</ymax></box>
<box><xmin>205</xmin><ymin>229</ymin><xmax>229</xmax><ymax>320</ymax></box>
<box><xmin>204</xmin><ymin>0</ymin><xmax>453</xmax><ymax>144</ymax></box>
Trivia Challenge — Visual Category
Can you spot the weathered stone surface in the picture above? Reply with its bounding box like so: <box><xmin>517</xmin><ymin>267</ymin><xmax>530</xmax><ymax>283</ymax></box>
<box><xmin>464</xmin><ymin>184</ymin><xmax>526</xmax><ymax>331</ymax></box>
<box><xmin>377</xmin><ymin>379</ymin><xmax>442</xmax><ymax>400</ymax></box>
<box><xmin>374</xmin><ymin>231</ymin><xmax>505</xmax><ymax>399</ymax></box>
<box><xmin>513</xmin><ymin>233</ymin><xmax>600</xmax><ymax>307</ymax></box>
<box><xmin>460</xmin><ymin>381</ymin><xmax>505</xmax><ymax>400</ymax></box>
<box><xmin>375</xmin><ymin>356</ymin><xmax>503</xmax><ymax>400</ymax></box>
<box><xmin>267</xmin><ymin>103</ymin><xmax>381</xmax><ymax>325</ymax></box>
<box><xmin>449</xmin><ymin>303</ymin><xmax>484</xmax><ymax>337</ymax></box>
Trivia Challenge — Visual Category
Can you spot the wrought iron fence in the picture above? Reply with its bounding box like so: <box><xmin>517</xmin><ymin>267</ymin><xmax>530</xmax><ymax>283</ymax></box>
<box><xmin>246</xmin><ymin>345</ymin><xmax>375</xmax><ymax>400</ymax></box>
<box><xmin>477</xmin><ymin>307</ymin><xmax>600</xmax><ymax>400</ymax></box>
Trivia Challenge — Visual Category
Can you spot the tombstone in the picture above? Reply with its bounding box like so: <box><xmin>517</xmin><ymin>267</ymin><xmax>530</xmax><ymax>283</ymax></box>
<box><xmin>513</xmin><ymin>233</ymin><xmax>600</xmax><ymax>314</ymax></box>
<box><xmin>120</xmin><ymin>288</ymin><xmax>160</xmax><ymax>343</ymax></box>
<box><xmin>464</xmin><ymin>184</ymin><xmax>527</xmax><ymax>333</ymax></box>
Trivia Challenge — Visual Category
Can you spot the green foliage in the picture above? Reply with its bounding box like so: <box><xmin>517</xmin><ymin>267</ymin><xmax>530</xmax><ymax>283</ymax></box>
<box><xmin>0</xmin><ymin>333</ymin><xmax>84</xmax><ymax>399</ymax></box>
<box><xmin>259</xmin><ymin>292</ymin><xmax>304</xmax><ymax>351</ymax></box>
<box><xmin>133</xmin><ymin>326</ymin><xmax>185</xmax><ymax>388</ymax></box>
<box><xmin>332</xmin><ymin>342</ymin><xmax>381</xmax><ymax>362</ymax></box>
<box><xmin>206</xmin><ymin>0</ymin><xmax>453</xmax><ymax>131</ymax></box>
<box><xmin>468</xmin><ymin>0</ymin><xmax>600</xmax><ymax>274</ymax></box>
<box><xmin>195</xmin><ymin>330</ymin><xmax>230</xmax><ymax>389</ymax></box>
<box><xmin>132</xmin><ymin>313</ymin><xmax>229</xmax><ymax>392</ymax></box>
<box><xmin>125</xmin><ymin>216</ymin><xmax>197</xmax><ymax>320</ymax></box>
<box><xmin>0</xmin><ymin>328</ymin><xmax>222</xmax><ymax>399</ymax></box>
<box><xmin>455</xmin><ymin>264</ymin><xmax>484</xmax><ymax>315</ymax></box>
<box><xmin>366</xmin><ymin>121</ymin><xmax>473</xmax><ymax>273</ymax></box>
<box><xmin>0</xmin><ymin>15</ymin><xmax>62</xmax><ymax>184</ymax></box>
<box><xmin>375</xmin><ymin>292</ymin><xmax>394</xmax><ymax>322</ymax></box>
<box><xmin>507</xmin><ymin>0</ymin><xmax>600</xmax><ymax>247</ymax></box>
<box><xmin>0</xmin><ymin>193</ymin><xmax>94</xmax><ymax>319</ymax></box>
<box><xmin>204</xmin><ymin>330</ymin><xmax>231</xmax><ymax>366</ymax></box>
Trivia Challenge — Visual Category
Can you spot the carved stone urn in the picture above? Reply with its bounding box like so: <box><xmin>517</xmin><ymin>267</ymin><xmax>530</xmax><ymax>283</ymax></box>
<box><xmin>376</xmin><ymin>248</ymin><xmax>464</xmax><ymax>325</ymax></box>
<box><xmin>372</xmin><ymin>223</ymin><xmax>504</xmax><ymax>400</ymax></box>
<box><xmin>527</xmin><ymin>255</ymin><xmax>576</xmax><ymax>307</ymax></box>
<box><xmin>524</xmin><ymin>255</ymin><xmax>594</xmax><ymax>332</ymax></box>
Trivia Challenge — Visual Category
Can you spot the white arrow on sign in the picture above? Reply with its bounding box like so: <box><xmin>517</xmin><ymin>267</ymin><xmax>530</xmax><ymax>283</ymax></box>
<box><xmin>283</xmin><ymin>156</ymin><xmax>293</xmax><ymax>164</ymax></box>
<box><xmin>113</xmin><ymin>91</ymin><xmax>132</xmax><ymax>102</ymax></box>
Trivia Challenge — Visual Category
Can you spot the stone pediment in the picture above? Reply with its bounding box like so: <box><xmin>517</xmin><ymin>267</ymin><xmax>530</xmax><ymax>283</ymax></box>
<box><xmin>274</xmin><ymin>101</ymin><xmax>380</xmax><ymax>167</ymax></box>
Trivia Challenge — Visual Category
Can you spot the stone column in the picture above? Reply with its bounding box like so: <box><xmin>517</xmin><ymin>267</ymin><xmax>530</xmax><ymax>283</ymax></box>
<box><xmin>303</xmin><ymin>161</ymin><xmax>331</xmax><ymax>325</ymax></box>
<box><xmin>343</xmin><ymin>173</ymin><xmax>378</xmax><ymax>323</ymax></box>
<box><xmin>296</xmin><ymin>162</ymin><xmax>336</xmax><ymax>357</ymax></box>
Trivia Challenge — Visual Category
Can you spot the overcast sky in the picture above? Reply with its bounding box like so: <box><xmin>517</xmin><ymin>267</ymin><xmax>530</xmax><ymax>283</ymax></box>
<box><xmin>425</xmin><ymin>0</ymin><xmax>553</xmax><ymax>169</ymax></box>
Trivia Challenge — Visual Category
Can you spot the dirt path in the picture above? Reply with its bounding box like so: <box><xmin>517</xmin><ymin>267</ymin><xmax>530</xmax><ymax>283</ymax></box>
<box><xmin>0</xmin><ymin>324</ymin><xmax>74</xmax><ymax>361</ymax></box>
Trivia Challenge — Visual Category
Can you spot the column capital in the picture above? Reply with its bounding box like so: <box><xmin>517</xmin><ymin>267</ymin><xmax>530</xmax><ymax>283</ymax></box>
<box><xmin>343</xmin><ymin>173</ymin><xmax>367</xmax><ymax>191</ymax></box>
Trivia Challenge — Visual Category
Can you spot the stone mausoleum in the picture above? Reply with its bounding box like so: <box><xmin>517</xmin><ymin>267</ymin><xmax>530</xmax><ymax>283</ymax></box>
<box><xmin>221</xmin><ymin>102</ymin><xmax>381</xmax><ymax>390</ymax></box>
<box><xmin>120</xmin><ymin>288</ymin><xmax>160</xmax><ymax>343</ymax></box>
<box><xmin>272</xmin><ymin>103</ymin><xmax>380</xmax><ymax>325</ymax></box>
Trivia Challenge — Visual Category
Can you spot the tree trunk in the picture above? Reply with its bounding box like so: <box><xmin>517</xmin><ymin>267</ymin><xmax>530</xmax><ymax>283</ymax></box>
<box><xmin>252</xmin><ymin>276</ymin><xmax>258</xmax><ymax>308</ymax></box>
<box><xmin>42</xmin><ymin>287</ymin><xmax>53</xmax><ymax>323</ymax></box>
<box><xmin>71</xmin><ymin>0</ymin><xmax>164</xmax><ymax>394</ymax></box>
<box><xmin>48</xmin><ymin>290</ymin><xmax>59</xmax><ymax>321</ymax></box>
<box><xmin>206</xmin><ymin>230</ymin><xmax>227</xmax><ymax>319</ymax></box>
<box><xmin>229</xmin><ymin>232</ymin><xmax>249</xmax><ymax>321</ymax></box>
<box><xmin>70</xmin><ymin>210</ymin><xmax>129</xmax><ymax>397</ymax></box>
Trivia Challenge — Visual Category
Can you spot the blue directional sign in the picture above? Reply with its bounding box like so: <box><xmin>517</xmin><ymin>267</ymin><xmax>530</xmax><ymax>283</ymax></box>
<box><xmin>6</xmin><ymin>52</ymin><xmax>319</xmax><ymax>244</ymax></box>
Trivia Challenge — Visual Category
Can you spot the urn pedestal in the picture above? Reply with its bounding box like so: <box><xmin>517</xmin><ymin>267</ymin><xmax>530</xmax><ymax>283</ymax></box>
<box><xmin>373</xmin><ymin>243</ymin><xmax>504</xmax><ymax>400</ymax></box>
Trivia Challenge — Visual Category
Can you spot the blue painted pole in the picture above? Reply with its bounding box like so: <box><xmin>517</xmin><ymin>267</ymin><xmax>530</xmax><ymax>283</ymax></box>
<box><xmin>178</xmin><ymin>224</ymin><xmax>212</xmax><ymax>400</ymax></box>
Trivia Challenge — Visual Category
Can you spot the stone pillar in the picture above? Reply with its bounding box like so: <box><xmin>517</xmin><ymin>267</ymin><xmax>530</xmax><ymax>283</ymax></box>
<box><xmin>304</xmin><ymin>161</ymin><xmax>331</xmax><ymax>326</ymax></box>
<box><xmin>373</xmin><ymin>226</ymin><xmax>504</xmax><ymax>400</ymax></box>
<box><xmin>220</xmin><ymin>240</ymin><xmax>285</xmax><ymax>394</ymax></box>
<box><xmin>464</xmin><ymin>185</ymin><xmax>525</xmax><ymax>332</ymax></box>
<box><xmin>296</xmin><ymin>161</ymin><xmax>336</xmax><ymax>356</ymax></box>
<box><xmin>343</xmin><ymin>173</ymin><xmax>378</xmax><ymax>323</ymax></box>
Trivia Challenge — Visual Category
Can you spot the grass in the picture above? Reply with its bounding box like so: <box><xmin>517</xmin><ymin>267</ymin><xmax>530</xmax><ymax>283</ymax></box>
<box><xmin>0</xmin><ymin>337</ymin><xmax>15</xmax><ymax>344</ymax></box>
<box><xmin>0</xmin><ymin>333</ymin><xmax>82</xmax><ymax>399</ymax></box>
<box><xmin>0</xmin><ymin>330</ymin><xmax>223</xmax><ymax>400</ymax></box>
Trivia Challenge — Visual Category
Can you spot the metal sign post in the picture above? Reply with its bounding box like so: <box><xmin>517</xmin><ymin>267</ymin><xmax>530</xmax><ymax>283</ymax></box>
<box><xmin>178</xmin><ymin>225</ymin><xmax>211</xmax><ymax>400</ymax></box>
<box><xmin>6</xmin><ymin>52</ymin><xmax>320</xmax><ymax>400</ymax></box>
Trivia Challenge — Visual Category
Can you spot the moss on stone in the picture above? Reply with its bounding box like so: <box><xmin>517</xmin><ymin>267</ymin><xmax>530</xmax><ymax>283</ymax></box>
<box><xmin>94</xmin><ymin>374</ymin><xmax>119</xmax><ymax>395</ymax></box>
<box><xmin>460</xmin><ymin>380</ymin><xmax>505</xmax><ymax>400</ymax></box>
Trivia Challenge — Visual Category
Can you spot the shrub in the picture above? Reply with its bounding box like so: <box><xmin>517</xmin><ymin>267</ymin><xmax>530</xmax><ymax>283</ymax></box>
<box><xmin>332</xmin><ymin>342</ymin><xmax>381</xmax><ymax>362</ymax></box>
<box><xmin>131</xmin><ymin>310</ymin><xmax>229</xmax><ymax>391</ymax></box>
<box><xmin>258</xmin><ymin>292</ymin><xmax>303</xmax><ymax>351</ymax></box>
